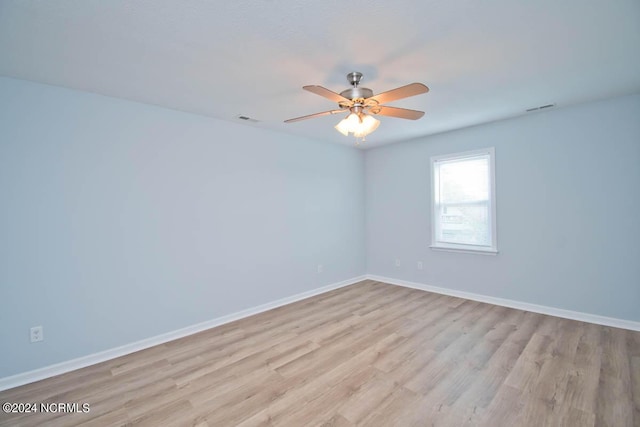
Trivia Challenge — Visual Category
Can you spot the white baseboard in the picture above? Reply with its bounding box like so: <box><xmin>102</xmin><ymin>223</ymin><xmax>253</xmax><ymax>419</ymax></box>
<box><xmin>0</xmin><ymin>275</ymin><xmax>367</xmax><ymax>392</ymax></box>
<box><xmin>367</xmin><ymin>274</ymin><xmax>640</xmax><ymax>332</ymax></box>
<box><xmin>4</xmin><ymin>273</ymin><xmax>636</xmax><ymax>392</ymax></box>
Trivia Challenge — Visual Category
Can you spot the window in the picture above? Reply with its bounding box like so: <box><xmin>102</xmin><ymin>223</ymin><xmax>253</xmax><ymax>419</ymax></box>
<box><xmin>431</xmin><ymin>148</ymin><xmax>497</xmax><ymax>254</ymax></box>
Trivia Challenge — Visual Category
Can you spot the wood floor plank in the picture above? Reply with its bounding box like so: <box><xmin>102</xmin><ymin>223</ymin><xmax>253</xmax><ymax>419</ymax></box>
<box><xmin>503</xmin><ymin>332</ymin><xmax>553</xmax><ymax>392</ymax></box>
<box><xmin>419</xmin><ymin>316</ymin><xmax>517</xmax><ymax>407</ymax></box>
<box><xmin>477</xmin><ymin>384</ymin><xmax>526</xmax><ymax>427</ymax></box>
<box><xmin>354</xmin><ymin>385</ymin><xmax>423</xmax><ymax>427</ymax></box>
<box><xmin>596</xmin><ymin>328</ymin><xmax>634</xmax><ymax>427</ymax></box>
<box><xmin>450</xmin><ymin>311</ymin><xmax>543</xmax><ymax>427</ymax></box>
<box><xmin>1</xmin><ymin>280</ymin><xmax>638</xmax><ymax>427</ymax></box>
<box><xmin>630</xmin><ymin>356</ymin><xmax>640</xmax><ymax>426</ymax></box>
<box><xmin>562</xmin><ymin>322</ymin><xmax>602</xmax><ymax>415</ymax></box>
<box><xmin>315</xmin><ymin>413</ymin><xmax>353</xmax><ymax>427</ymax></box>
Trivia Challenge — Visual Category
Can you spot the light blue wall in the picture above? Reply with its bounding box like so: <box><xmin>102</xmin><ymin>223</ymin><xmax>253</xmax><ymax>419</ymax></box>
<box><xmin>366</xmin><ymin>93</ymin><xmax>640</xmax><ymax>322</ymax></box>
<box><xmin>0</xmin><ymin>77</ymin><xmax>365</xmax><ymax>377</ymax></box>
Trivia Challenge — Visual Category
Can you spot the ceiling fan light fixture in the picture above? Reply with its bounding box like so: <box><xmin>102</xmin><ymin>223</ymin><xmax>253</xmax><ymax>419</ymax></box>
<box><xmin>334</xmin><ymin>112</ymin><xmax>379</xmax><ymax>139</ymax></box>
<box><xmin>334</xmin><ymin>113</ymin><xmax>354</xmax><ymax>136</ymax></box>
<box><xmin>347</xmin><ymin>112</ymin><xmax>361</xmax><ymax>126</ymax></box>
<box><xmin>361</xmin><ymin>114</ymin><xmax>380</xmax><ymax>133</ymax></box>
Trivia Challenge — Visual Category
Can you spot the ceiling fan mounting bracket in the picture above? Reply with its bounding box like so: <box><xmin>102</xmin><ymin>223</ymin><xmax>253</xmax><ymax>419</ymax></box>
<box><xmin>346</xmin><ymin>71</ymin><xmax>363</xmax><ymax>87</ymax></box>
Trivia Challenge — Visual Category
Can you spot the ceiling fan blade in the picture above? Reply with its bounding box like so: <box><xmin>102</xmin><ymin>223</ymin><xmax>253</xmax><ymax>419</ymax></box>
<box><xmin>371</xmin><ymin>106</ymin><xmax>425</xmax><ymax>120</ymax></box>
<box><xmin>284</xmin><ymin>109</ymin><xmax>345</xmax><ymax>123</ymax></box>
<box><xmin>303</xmin><ymin>85</ymin><xmax>352</xmax><ymax>105</ymax></box>
<box><xmin>368</xmin><ymin>83</ymin><xmax>429</xmax><ymax>105</ymax></box>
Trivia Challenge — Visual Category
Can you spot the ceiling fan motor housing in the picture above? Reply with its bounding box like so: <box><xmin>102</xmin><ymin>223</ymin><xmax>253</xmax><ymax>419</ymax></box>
<box><xmin>340</xmin><ymin>71</ymin><xmax>373</xmax><ymax>104</ymax></box>
<box><xmin>339</xmin><ymin>71</ymin><xmax>373</xmax><ymax>108</ymax></box>
<box><xmin>339</xmin><ymin>87</ymin><xmax>374</xmax><ymax>101</ymax></box>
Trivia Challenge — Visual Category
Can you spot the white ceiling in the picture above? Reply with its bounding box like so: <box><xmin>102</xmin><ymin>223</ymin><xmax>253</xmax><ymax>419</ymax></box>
<box><xmin>1</xmin><ymin>0</ymin><xmax>639</xmax><ymax>148</ymax></box>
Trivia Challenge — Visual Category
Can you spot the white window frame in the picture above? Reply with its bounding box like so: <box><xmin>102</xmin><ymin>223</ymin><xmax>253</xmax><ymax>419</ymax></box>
<box><xmin>430</xmin><ymin>147</ymin><xmax>498</xmax><ymax>255</ymax></box>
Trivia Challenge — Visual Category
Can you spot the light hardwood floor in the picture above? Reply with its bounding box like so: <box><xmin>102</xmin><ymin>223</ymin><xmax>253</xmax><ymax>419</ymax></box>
<box><xmin>1</xmin><ymin>280</ymin><xmax>639</xmax><ymax>426</ymax></box>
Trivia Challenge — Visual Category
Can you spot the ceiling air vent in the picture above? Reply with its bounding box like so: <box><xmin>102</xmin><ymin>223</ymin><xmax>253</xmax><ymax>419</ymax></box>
<box><xmin>526</xmin><ymin>103</ymin><xmax>556</xmax><ymax>112</ymax></box>
<box><xmin>236</xmin><ymin>115</ymin><xmax>260</xmax><ymax>123</ymax></box>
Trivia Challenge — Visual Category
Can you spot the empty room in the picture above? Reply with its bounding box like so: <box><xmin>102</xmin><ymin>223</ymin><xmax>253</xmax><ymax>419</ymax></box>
<box><xmin>1</xmin><ymin>1</ymin><xmax>639</xmax><ymax>426</ymax></box>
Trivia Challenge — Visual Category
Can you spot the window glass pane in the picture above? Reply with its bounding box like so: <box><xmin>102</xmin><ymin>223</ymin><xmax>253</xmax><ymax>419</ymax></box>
<box><xmin>438</xmin><ymin>203</ymin><xmax>489</xmax><ymax>245</ymax></box>
<box><xmin>438</xmin><ymin>157</ymin><xmax>489</xmax><ymax>204</ymax></box>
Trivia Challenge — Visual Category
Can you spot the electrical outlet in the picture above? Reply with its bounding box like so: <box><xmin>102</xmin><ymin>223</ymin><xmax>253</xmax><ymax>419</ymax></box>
<box><xmin>395</xmin><ymin>259</ymin><xmax>401</xmax><ymax>267</ymax></box>
<box><xmin>317</xmin><ymin>264</ymin><xmax>323</xmax><ymax>273</ymax></box>
<box><xmin>417</xmin><ymin>261</ymin><xmax>423</xmax><ymax>270</ymax></box>
<box><xmin>30</xmin><ymin>326</ymin><xmax>43</xmax><ymax>343</ymax></box>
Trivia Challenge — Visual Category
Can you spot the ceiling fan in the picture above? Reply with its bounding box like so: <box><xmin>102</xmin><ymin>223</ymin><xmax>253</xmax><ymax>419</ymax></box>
<box><xmin>285</xmin><ymin>72</ymin><xmax>429</xmax><ymax>143</ymax></box>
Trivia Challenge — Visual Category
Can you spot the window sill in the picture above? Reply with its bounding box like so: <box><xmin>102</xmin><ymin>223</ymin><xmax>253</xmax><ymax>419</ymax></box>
<box><xmin>429</xmin><ymin>245</ymin><xmax>498</xmax><ymax>255</ymax></box>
